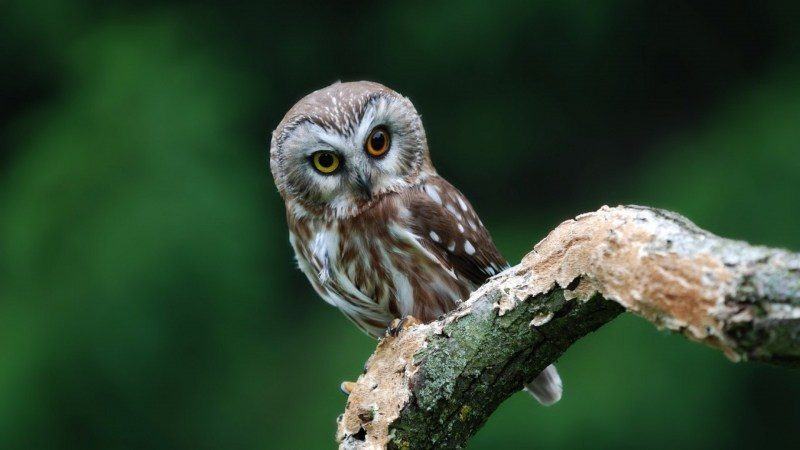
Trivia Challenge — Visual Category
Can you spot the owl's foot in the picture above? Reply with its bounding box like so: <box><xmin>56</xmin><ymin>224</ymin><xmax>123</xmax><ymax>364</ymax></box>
<box><xmin>340</xmin><ymin>381</ymin><xmax>357</xmax><ymax>396</ymax></box>
<box><xmin>387</xmin><ymin>316</ymin><xmax>420</xmax><ymax>337</ymax></box>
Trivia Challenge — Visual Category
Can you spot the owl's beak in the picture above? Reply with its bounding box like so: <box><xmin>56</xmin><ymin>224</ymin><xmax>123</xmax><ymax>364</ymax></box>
<box><xmin>354</xmin><ymin>172</ymin><xmax>373</xmax><ymax>200</ymax></box>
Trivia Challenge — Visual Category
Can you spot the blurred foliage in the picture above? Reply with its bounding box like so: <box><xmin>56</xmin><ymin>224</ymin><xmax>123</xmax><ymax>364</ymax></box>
<box><xmin>1</xmin><ymin>1</ymin><xmax>799</xmax><ymax>448</ymax></box>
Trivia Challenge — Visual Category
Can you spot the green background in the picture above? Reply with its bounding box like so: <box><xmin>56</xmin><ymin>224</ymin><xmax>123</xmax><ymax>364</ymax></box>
<box><xmin>1</xmin><ymin>1</ymin><xmax>798</xmax><ymax>448</ymax></box>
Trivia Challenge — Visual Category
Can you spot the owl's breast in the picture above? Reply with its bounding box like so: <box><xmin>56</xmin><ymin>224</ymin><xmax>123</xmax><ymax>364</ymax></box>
<box><xmin>289</xmin><ymin>218</ymin><xmax>394</xmax><ymax>336</ymax></box>
<box><xmin>289</xmin><ymin>211</ymin><xmax>471</xmax><ymax>338</ymax></box>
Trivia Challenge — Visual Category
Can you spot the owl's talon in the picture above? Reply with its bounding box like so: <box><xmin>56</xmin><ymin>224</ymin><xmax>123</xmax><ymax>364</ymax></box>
<box><xmin>388</xmin><ymin>318</ymin><xmax>402</xmax><ymax>336</ymax></box>
<box><xmin>387</xmin><ymin>316</ymin><xmax>419</xmax><ymax>337</ymax></box>
<box><xmin>340</xmin><ymin>381</ymin><xmax>357</xmax><ymax>396</ymax></box>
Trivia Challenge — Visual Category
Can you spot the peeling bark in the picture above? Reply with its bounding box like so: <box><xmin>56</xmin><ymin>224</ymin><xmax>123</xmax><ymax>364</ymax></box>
<box><xmin>336</xmin><ymin>206</ymin><xmax>800</xmax><ymax>449</ymax></box>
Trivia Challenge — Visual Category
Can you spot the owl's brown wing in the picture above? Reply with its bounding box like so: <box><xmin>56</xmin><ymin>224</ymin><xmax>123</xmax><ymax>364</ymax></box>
<box><xmin>402</xmin><ymin>176</ymin><xmax>509</xmax><ymax>288</ymax></box>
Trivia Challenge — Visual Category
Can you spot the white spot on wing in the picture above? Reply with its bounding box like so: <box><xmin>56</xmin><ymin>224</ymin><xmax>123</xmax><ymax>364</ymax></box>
<box><xmin>389</xmin><ymin>223</ymin><xmax>442</xmax><ymax>266</ymax></box>
<box><xmin>458</xmin><ymin>197</ymin><xmax>468</xmax><ymax>211</ymax></box>
<box><xmin>430</xmin><ymin>231</ymin><xmax>441</xmax><ymax>242</ymax></box>
<box><xmin>447</xmin><ymin>242</ymin><xmax>456</xmax><ymax>252</ymax></box>
<box><xmin>464</xmin><ymin>240</ymin><xmax>476</xmax><ymax>255</ymax></box>
<box><xmin>425</xmin><ymin>185</ymin><xmax>442</xmax><ymax>204</ymax></box>
<box><xmin>458</xmin><ymin>223</ymin><xmax>465</xmax><ymax>233</ymax></box>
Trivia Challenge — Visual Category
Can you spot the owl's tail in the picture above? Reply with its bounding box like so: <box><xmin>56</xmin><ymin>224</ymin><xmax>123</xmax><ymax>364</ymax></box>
<box><xmin>524</xmin><ymin>364</ymin><xmax>562</xmax><ymax>406</ymax></box>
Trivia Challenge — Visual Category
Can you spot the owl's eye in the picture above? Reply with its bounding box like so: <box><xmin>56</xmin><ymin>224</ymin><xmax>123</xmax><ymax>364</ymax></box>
<box><xmin>311</xmin><ymin>151</ymin><xmax>340</xmax><ymax>174</ymax></box>
<box><xmin>365</xmin><ymin>126</ymin><xmax>390</xmax><ymax>157</ymax></box>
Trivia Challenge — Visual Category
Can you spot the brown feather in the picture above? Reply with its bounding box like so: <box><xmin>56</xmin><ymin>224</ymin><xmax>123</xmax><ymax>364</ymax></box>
<box><xmin>403</xmin><ymin>176</ymin><xmax>509</xmax><ymax>287</ymax></box>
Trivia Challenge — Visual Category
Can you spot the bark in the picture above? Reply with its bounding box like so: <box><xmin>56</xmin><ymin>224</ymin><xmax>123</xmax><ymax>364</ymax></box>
<box><xmin>336</xmin><ymin>205</ymin><xmax>800</xmax><ymax>449</ymax></box>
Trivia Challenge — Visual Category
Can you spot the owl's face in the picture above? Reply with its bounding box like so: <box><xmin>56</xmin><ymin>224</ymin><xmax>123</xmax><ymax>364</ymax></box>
<box><xmin>270</xmin><ymin>81</ymin><xmax>434</xmax><ymax>219</ymax></box>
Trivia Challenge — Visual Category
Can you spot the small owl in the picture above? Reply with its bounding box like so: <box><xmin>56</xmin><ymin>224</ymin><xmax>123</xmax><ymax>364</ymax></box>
<box><xmin>269</xmin><ymin>81</ymin><xmax>561</xmax><ymax>405</ymax></box>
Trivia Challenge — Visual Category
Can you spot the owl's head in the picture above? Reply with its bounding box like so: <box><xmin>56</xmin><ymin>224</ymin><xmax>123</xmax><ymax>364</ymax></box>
<box><xmin>270</xmin><ymin>81</ymin><xmax>434</xmax><ymax>219</ymax></box>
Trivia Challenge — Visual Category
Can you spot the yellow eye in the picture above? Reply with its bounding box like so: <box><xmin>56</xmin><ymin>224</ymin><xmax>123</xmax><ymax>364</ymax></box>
<box><xmin>312</xmin><ymin>151</ymin><xmax>340</xmax><ymax>174</ymax></box>
<box><xmin>365</xmin><ymin>126</ymin><xmax>390</xmax><ymax>157</ymax></box>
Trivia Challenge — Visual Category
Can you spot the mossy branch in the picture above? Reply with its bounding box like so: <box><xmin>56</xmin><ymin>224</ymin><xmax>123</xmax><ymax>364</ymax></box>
<box><xmin>336</xmin><ymin>205</ymin><xmax>800</xmax><ymax>449</ymax></box>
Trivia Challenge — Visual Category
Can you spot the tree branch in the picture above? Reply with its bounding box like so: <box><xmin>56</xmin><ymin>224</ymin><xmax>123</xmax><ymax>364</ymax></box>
<box><xmin>336</xmin><ymin>205</ymin><xmax>800</xmax><ymax>449</ymax></box>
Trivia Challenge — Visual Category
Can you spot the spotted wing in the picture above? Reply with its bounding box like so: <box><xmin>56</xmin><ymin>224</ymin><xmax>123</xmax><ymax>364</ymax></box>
<box><xmin>403</xmin><ymin>176</ymin><xmax>509</xmax><ymax>288</ymax></box>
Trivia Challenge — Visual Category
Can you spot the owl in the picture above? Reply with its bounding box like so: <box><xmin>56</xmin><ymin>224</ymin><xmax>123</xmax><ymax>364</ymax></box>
<box><xmin>269</xmin><ymin>81</ymin><xmax>561</xmax><ymax>405</ymax></box>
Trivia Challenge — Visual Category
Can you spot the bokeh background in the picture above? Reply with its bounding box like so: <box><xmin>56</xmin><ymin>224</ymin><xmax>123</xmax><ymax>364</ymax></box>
<box><xmin>2</xmin><ymin>1</ymin><xmax>799</xmax><ymax>448</ymax></box>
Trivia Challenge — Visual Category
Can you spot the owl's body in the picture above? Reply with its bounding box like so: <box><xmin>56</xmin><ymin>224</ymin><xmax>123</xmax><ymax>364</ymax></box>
<box><xmin>270</xmin><ymin>81</ymin><xmax>561</xmax><ymax>405</ymax></box>
<box><xmin>288</xmin><ymin>175</ymin><xmax>502</xmax><ymax>337</ymax></box>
